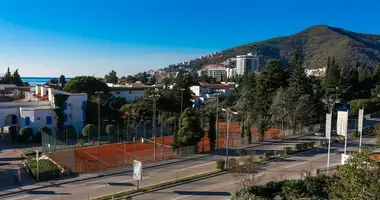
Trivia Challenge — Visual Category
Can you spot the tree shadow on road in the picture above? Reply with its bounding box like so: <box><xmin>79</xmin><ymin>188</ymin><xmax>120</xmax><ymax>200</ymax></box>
<box><xmin>174</xmin><ymin>190</ymin><xmax>231</xmax><ymax>196</ymax></box>
<box><xmin>27</xmin><ymin>190</ymin><xmax>71</xmax><ymax>195</ymax></box>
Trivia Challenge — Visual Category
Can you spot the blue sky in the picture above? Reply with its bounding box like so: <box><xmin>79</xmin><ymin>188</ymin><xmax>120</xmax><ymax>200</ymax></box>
<box><xmin>0</xmin><ymin>0</ymin><xmax>379</xmax><ymax>77</ymax></box>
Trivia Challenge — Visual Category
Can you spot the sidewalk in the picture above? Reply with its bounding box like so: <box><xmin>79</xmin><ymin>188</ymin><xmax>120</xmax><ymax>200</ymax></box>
<box><xmin>0</xmin><ymin>132</ymin><xmax>315</xmax><ymax>197</ymax></box>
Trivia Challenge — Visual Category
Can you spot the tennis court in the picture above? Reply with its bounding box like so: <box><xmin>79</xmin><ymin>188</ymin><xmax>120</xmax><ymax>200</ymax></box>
<box><xmin>71</xmin><ymin>122</ymin><xmax>280</xmax><ymax>173</ymax></box>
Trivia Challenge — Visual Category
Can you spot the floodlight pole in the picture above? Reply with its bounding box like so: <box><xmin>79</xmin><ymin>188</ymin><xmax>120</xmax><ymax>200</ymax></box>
<box><xmin>95</xmin><ymin>91</ymin><xmax>103</xmax><ymax>145</ymax></box>
<box><xmin>222</xmin><ymin>108</ymin><xmax>238</xmax><ymax>169</ymax></box>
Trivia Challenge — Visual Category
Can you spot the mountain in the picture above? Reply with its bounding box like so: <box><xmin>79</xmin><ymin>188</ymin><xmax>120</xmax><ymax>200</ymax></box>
<box><xmin>169</xmin><ymin>25</ymin><xmax>380</xmax><ymax>71</ymax></box>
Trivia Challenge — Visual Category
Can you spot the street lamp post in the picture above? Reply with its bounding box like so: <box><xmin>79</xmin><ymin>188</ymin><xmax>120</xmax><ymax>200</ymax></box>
<box><xmin>95</xmin><ymin>91</ymin><xmax>104</xmax><ymax>145</ymax></box>
<box><xmin>222</xmin><ymin>108</ymin><xmax>238</xmax><ymax>169</ymax></box>
<box><xmin>149</xmin><ymin>93</ymin><xmax>160</xmax><ymax>162</ymax></box>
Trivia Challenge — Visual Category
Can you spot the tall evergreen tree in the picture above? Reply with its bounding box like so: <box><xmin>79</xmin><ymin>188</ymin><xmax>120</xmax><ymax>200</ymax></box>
<box><xmin>255</xmin><ymin>60</ymin><xmax>288</xmax><ymax>141</ymax></box>
<box><xmin>104</xmin><ymin>70</ymin><xmax>119</xmax><ymax>83</ymax></box>
<box><xmin>208</xmin><ymin>112</ymin><xmax>216</xmax><ymax>151</ymax></box>
<box><xmin>59</xmin><ymin>74</ymin><xmax>67</xmax><ymax>87</ymax></box>
<box><xmin>288</xmin><ymin>52</ymin><xmax>311</xmax><ymax>99</ymax></box>
<box><xmin>322</xmin><ymin>57</ymin><xmax>341</xmax><ymax>100</ymax></box>
<box><xmin>2</xmin><ymin>67</ymin><xmax>12</xmax><ymax>84</ymax></box>
<box><xmin>12</xmin><ymin>69</ymin><xmax>23</xmax><ymax>86</ymax></box>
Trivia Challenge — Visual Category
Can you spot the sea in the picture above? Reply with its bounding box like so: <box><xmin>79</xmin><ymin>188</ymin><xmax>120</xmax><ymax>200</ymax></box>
<box><xmin>21</xmin><ymin>77</ymin><xmax>72</xmax><ymax>86</ymax></box>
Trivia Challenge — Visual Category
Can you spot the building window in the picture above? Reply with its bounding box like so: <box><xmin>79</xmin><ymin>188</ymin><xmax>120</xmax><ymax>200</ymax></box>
<box><xmin>64</xmin><ymin>114</ymin><xmax>67</xmax><ymax>122</ymax></box>
<box><xmin>63</xmin><ymin>102</ymin><xmax>67</xmax><ymax>110</ymax></box>
<box><xmin>25</xmin><ymin>117</ymin><xmax>30</xmax><ymax>126</ymax></box>
<box><xmin>46</xmin><ymin>116</ymin><xmax>52</xmax><ymax>125</ymax></box>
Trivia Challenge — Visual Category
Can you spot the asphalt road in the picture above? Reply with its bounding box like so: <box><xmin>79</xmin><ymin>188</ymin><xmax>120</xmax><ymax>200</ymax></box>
<box><xmin>132</xmin><ymin>135</ymin><xmax>376</xmax><ymax>200</ymax></box>
<box><xmin>1</xmin><ymin>133</ymin><xmax>374</xmax><ymax>200</ymax></box>
<box><xmin>1</xmin><ymin>133</ymin><xmax>326</xmax><ymax>200</ymax></box>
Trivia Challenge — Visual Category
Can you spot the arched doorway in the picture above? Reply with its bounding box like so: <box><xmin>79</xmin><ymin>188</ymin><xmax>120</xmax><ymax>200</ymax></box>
<box><xmin>4</xmin><ymin>114</ymin><xmax>19</xmax><ymax>142</ymax></box>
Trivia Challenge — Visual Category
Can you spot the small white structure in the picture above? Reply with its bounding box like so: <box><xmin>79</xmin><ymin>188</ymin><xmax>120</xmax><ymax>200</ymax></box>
<box><xmin>341</xmin><ymin>154</ymin><xmax>351</xmax><ymax>165</ymax></box>
<box><xmin>107</xmin><ymin>82</ymin><xmax>163</xmax><ymax>103</ymax></box>
<box><xmin>0</xmin><ymin>85</ymin><xmax>87</xmax><ymax>138</ymax></box>
<box><xmin>190</xmin><ymin>82</ymin><xmax>236</xmax><ymax>98</ymax></box>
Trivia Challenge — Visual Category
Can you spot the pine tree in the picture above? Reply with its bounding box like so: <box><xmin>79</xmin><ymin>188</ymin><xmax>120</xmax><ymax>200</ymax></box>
<box><xmin>12</xmin><ymin>69</ymin><xmax>23</xmax><ymax>86</ymax></box>
<box><xmin>208</xmin><ymin>112</ymin><xmax>216</xmax><ymax>151</ymax></box>
<box><xmin>288</xmin><ymin>52</ymin><xmax>311</xmax><ymax>100</ymax></box>
<box><xmin>322</xmin><ymin>57</ymin><xmax>341</xmax><ymax>100</ymax></box>
<box><xmin>2</xmin><ymin>67</ymin><xmax>12</xmax><ymax>84</ymax></box>
<box><xmin>255</xmin><ymin>60</ymin><xmax>288</xmax><ymax>141</ymax></box>
<box><xmin>59</xmin><ymin>74</ymin><xmax>66</xmax><ymax>87</ymax></box>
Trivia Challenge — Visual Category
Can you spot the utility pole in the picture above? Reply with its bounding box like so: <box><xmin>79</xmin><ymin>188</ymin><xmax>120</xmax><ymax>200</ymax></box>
<box><xmin>222</xmin><ymin>108</ymin><xmax>238</xmax><ymax>169</ymax></box>
<box><xmin>95</xmin><ymin>91</ymin><xmax>104</xmax><ymax>145</ymax></box>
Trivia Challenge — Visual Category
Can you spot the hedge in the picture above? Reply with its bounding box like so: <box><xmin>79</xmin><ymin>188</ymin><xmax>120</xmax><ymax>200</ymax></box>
<box><xmin>26</xmin><ymin>158</ymin><xmax>60</xmax><ymax>181</ymax></box>
<box><xmin>19</xmin><ymin>127</ymin><xmax>34</xmax><ymax>143</ymax></box>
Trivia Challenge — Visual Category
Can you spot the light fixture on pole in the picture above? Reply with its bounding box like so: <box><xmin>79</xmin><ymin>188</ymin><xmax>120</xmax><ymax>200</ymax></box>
<box><xmin>95</xmin><ymin>91</ymin><xmax>104</xmax><ymax>145</ymax></box>
<box><xmin>149</xmin><ymin>92</ymin><xmax>160</xmax><ymax>162</ymax></box>
<box><xmin>222</xmin><ymin>108</ymin><xmax>238</xmax><ymax>169</ymax></box>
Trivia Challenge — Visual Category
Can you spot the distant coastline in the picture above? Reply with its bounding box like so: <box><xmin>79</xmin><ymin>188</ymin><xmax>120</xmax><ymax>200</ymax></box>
<box><xmin>21</xmin><ymin>77</ymin><xmax>72</xmax><ymax>86</ymax></box>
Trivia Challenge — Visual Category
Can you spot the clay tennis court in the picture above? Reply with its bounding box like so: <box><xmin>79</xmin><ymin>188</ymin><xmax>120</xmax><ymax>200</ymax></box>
<box><xmin>71</xmin><ymin>122</ymin><xmax>280</xmax><ymax>173</ymax></box>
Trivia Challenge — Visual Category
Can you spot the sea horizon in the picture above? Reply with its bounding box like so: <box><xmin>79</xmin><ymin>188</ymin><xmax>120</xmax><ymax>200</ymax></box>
<box><xmin>21</xmin><ymin>77</ymin><xmax>72</xmax><ymax>86</ymax></box>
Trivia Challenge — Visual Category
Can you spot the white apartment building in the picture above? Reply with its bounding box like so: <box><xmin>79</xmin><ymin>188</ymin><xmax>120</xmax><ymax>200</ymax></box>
<box><xmin>236</xmin><ymin>53</ymin><xmax>260</xmax><ymax>75</ymax></box>
<box><xmin>198</xmin><ymin>64</ymin><xmax>227</xmax><ymax>82</ymax></box>
<box><xmin>107</xmin><ymin>82</ymin><xmax>163</xmax><ymax>103</ymax></box>
<box><xmin>226</xmin><ymin>68</ymin><xmax>237</xmax><ymax>78</ymax></box>
<box><xmin>0</xmin><ymin>85</ymin><xmax>87</xmax><ymax>140</ymax></box>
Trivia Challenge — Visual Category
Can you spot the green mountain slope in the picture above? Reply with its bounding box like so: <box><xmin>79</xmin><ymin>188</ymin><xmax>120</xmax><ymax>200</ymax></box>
<box><xmin>175</xmin><ymin>25</ymin><xmax>380</xmax><ymax>70</ymax></box>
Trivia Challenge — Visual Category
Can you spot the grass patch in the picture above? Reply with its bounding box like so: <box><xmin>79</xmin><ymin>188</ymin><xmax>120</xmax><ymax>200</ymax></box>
<box><xmin>26</xmin><ymin>157</ymin><xmax>60</xmax><ymax>181</ymax></box>
<box><xmin>91</xmin><ymin>170</ymin><xmax>222</xmax><ymax>200</ymax></box>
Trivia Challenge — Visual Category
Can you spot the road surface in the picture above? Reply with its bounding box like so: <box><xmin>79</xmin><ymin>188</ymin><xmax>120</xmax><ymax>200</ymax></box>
<box><xmin>132</xmin><ymin>135</ymin><xmax>376</xmax><ymax>200</ymax></box>
<box><xmin>1</xmin><ymin>133</ymin><xmax>327</xmax><ymax>200</ymax></box>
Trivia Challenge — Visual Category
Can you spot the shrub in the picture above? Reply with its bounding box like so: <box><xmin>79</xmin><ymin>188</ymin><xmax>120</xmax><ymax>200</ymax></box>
<box><xmin>19</xmin><ymin>127</ymin><xmax>34</xmax><ymax>143</ymax></box>
<box><xmin>284</xmin><ymin>147</ymin><xmax>293</xmax><ymax>155</ymax></box>
<box><xmin>307</xmin><ymin>142</ymin><xmax>315</xmax><ymax>149</ymax></box>
<box><xmin>106</xmin><ymin>124</ymin><xmax>116</xmax><ymax>135</ymax></box>
<box><xmin>32</xmin><ymin>131</ymin><xmax>42</xmax><ymax>143</ymax></box>
<box><xmin>39</xmin><ymin>126</ymin><xmax>52</xmax><ymax>135</ymax></box>
<box><xmin>374</xmin><ymin>124</ymin><xmax>380</xmax><ymax>135</ymax></box>
<box><xmin>26</xmin><ymin>158</ymin><xmax>60</xmax><ymax>181</ymax></box>
<box><xmin>228</xmin><ymin>158</ymin><xmax>238</xmax><ymax>170</ymax></box>
<box><xmin>82</xmin><ymin>124</ymin><xmax>96</xmax><ymax>137</ymax></box>
<box><xmin>264</xmin><ymin>151</ymin><xmax>274</xmax><ymax>158</ymax></box>
<box><xmin>66</xmin><ymin>125</ymin><xmax>77</xmax><ymax>139</ymax></box>
<box><xmin>216</xmin><ymin>159</ymin><xmax>226</xmax><ymax>170</ymax></box>
<box><xmin>295</xmin><ymin>143</ymin><xmax>304</xmax><ymax>151</ymax></box>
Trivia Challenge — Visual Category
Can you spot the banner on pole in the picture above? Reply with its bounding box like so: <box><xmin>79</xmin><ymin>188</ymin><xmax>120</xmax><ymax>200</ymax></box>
<box><xmin>325</xmin><ymin>113</ymin><xmax>332</xmax><ymax>140</ymax></box>
<box><xmin>133</xmin><ymin>160</ymin><xmax>142</xmax><ymax>181</ymax></box>
<box><xmin>358</xmin><ymin>108</ymin><xmax>364</xmax><ymax>133</ymax></box>
<box><xmin>337</xmin><ymin>111</ymin><xmax>348</xmax><ymax>137</ymax></box>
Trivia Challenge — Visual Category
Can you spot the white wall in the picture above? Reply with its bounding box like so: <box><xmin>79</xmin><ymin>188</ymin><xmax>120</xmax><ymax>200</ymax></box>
<box><xmin>19</xmin><ymin>108</ymin><xmax>56</xmax><ymax>133</ymax></box>
<box><xmin>110</xmin><ymin>90</ymin><xmax>144</xmax><ymax>103</ymax></box>
<box><xmin>190</xmin><ymin>86</ymin><xmax>200</xmax><ymax>97</ymax></box>
<box><xmin>62</xmin><ymin>94</ymin><xmax>87</xmax><ymax>131</ymax></box>
<box><xmin>0</xmin><ymin>107</ymin><xmax>21</xmax><ymax>127</ymax></box>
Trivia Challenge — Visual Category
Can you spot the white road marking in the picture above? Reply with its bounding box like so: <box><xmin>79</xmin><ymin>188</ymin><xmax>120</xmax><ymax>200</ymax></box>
<box><xmin>177</xmin><ymin>162</ymin><xmax>214</xmax><ymax>172</ymax></box>
<box><xmin>5</xmin><ymin>195</ymin><xmax>30</xmax><ymax>200</ymax></box>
